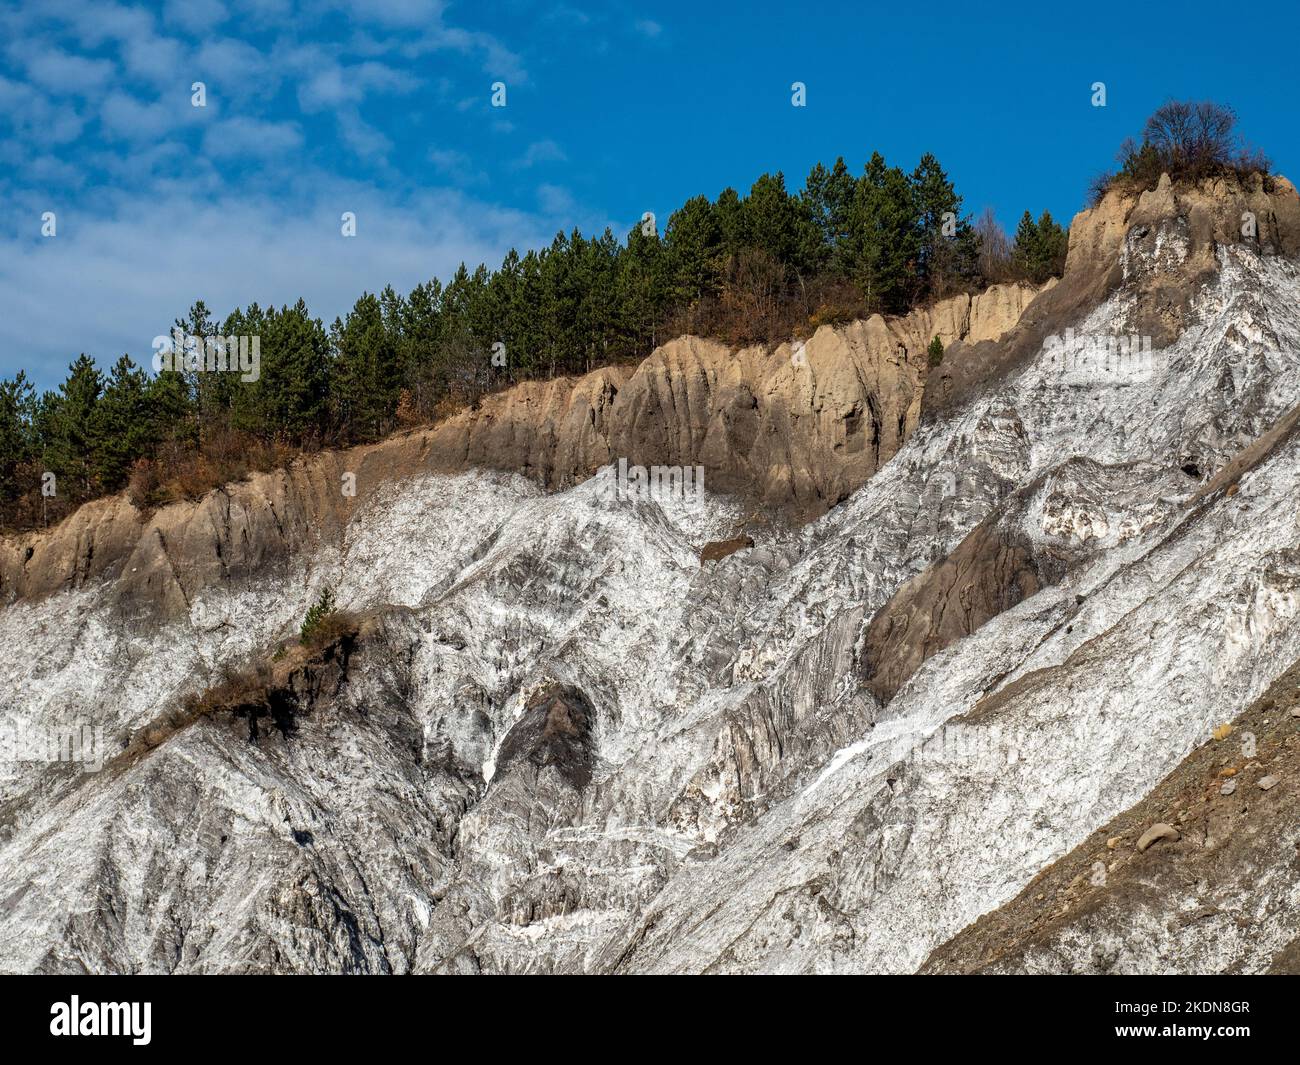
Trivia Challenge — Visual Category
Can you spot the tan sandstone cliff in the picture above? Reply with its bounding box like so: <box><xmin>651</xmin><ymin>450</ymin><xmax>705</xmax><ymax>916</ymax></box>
<box><xmin>924</xmin><ymin>172</ymin><xmax>1300</xmax><ymax>418</ymax></box>
<box><xmin>0</xmin><ymin>283</ymin><xmax>1041</xmax><ymax>618</ymax></box>
<box><xmin>9</xmin><ymin>173</ymin><xmax>1298</xmax><ymax>629</ymax></box>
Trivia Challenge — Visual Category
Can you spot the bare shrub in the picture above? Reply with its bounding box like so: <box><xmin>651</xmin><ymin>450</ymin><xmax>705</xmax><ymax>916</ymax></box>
<box><xmin>1095</xmin><ymin>101</ymin><xmax>1272</xmax><ymax>202</ymax></box>
<box><xmin>974</xmin><ymin>208</ymin><xmax>1014</xmax><ymax>283</ymax></box>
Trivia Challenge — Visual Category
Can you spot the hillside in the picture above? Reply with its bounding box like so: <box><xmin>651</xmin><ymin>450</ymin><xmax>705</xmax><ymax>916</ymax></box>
<box><xmin>2</xmin><ymin>171</ymin><xmax>1300</xmax><ymax>973</ymax></box>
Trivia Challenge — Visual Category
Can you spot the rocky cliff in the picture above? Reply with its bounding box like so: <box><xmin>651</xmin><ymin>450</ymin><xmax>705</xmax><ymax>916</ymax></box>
<box><xmin>2</xmin><ymin>174</ymin><xmax>1300</xmax><ymax>974</ymax></box>
<box><xmin>0</xmin><ymin>281</ymin><xmax>1038</xmax><ymax>617</ymax></box>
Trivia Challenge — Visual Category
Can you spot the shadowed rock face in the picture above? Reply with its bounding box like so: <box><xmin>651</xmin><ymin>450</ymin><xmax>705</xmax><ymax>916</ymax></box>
<box><xmin>699</xmin><ymin>535</ymin><xmax>754</xmax><ymax>564</ymax></box>
<box><xmin>860</xmin><ymin>519</ymin><xmax>1057</xmax><ymax>704</ymax></box>
<box><xmin>495</xmin><ymin>684</ymin><xmax>596</xmax><ymax>790</ymax></box>
<box><xmin>862</xmin><ymin>173</ymin><xmax>1300</xmax><ymax>707</ymax></box>
<box><xmin>855</xmin><ymin>450</ymin><xmax>1185</xmax><ymax>705</ymax></box>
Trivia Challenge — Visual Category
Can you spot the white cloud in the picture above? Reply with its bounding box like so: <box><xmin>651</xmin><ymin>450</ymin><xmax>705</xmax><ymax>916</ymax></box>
<box><xmin>400</xmin><ymin>25</ymin><xmax>528</xmax><ymax>84</ymax></box>
<box><xmin>118</xmin><ymin>31</ymin><xmax>189</xmax><ymax>85</ymax></box>
<box><xmin>545</xmin><ymin>5</ymin><xmax>591</xmax><ymax>27</ymax></box>
<box><xmin>202</xmin><ymin>116</ymin><xmax>303</xmax><ymax>158</ymax></box>
<box><xmin>336</xmin><ymin>108</ymin><xmax>393</xmax><ymax>159</ymax></box>
<box><xmin>634</xmin><ymin>18</ymin><xmax>663</xmax><ymax>38</ymax></box>
<box><xmin>427</xmin><ymin>147</ymin><xmax>481</xmax><ymax>184</ymax></box>
<box><xmin>295</xmin><ymin>56</ymin><xmax>419</xmax><ymax>112</ymax></box>
<box><xmin>537</xmin><ymin>183</ymin><xmax>575</xmax><ymax>216</ymax></box>
<box><xmin>60</xmin><ymin>1</ymin><xmax>157</xmax><ymax>50</ymax></box>
<box><xmin>10</xmin><ymin>153</ymin><xmax>84</xmax><ymax>188</ymax></box>
<box><xmin>163</xmin><ymin>0</ymin><xmax>228</xmax><ymax>32</ymax></box>
<box><xmin>331</xmin><ymin>0</ymin><xmax>445</xmax><ymax>28</ymax></box>
<box><xmin>192</xmin><ymin>37</ymin><xmax>277</xmax><ymax>100</ymax></box>
<box><xmin>514</xmin><ymin>139</ymin><xmax>566</xmax><ymax>168</ymax></box>
<box><xmin>98</xmin><ymin>89</ymin><xmax>204</xmax><ymax>140</ymax></box>
<box><xmin>0</xmin><ymin>0</ymin><xmax>605</xmax><ymax>392</ymax></box>
<box><xmin>21</xmin><ymin>49</ymin><xmax>115</xmax><ymax>95</ymax></box>
<box><xmin>0</xmin><ymin>75</ymin><xmax>85</xmax><ymax>143</ymax></box>
<box><xmin>229</xmin><ymin>0</ymin><xmax>293</xmax><ymax>22</ymax></box>
<box><xmin>0</xmin><ymin>182</ymin><xmax>560</xmax><ymax>387</ymax></box>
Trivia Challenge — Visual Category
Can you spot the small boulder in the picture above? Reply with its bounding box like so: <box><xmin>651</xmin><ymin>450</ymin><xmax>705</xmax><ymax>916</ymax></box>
<box><xmin>1220</xmin><ymin>779</ymin><xmax>1237</xmax><ymax>796</ymax></box>
<box><xmin>1258</xmin><ymin>775</ymin><xmax>1279</xmax><ymax>791</ymax></box>
<box><xmin>699</xmin><ymin>535</ymin><xmax>754</xmax><ymax>564</ymax></box>
<box><xmin>1136</xmin><ymin>823</ymin><xmax>1181</xmax><ymax>851</ymax></box>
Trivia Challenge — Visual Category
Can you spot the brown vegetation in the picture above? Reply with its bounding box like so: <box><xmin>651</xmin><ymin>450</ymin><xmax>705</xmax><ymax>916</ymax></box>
<box><xmin>1090</xmin><ymin>100</ymin><xmax>1272</xmax><ymax>205</ymax></box>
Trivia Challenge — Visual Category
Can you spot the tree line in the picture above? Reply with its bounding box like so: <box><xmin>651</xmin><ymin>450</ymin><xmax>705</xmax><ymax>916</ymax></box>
<box><xmin>0</xmin><ymin>151</ymin><xmax>1069</xmax><ymax>531</ymax></box>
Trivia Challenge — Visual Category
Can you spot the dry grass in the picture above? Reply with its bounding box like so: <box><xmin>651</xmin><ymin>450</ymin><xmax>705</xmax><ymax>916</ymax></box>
<box><xmin>300</xmin><ymin>609</ymin><xmax>360</xmax><ymax>651</ymax></box>
<box><xmin>129</xmin><ymin>433</ymin><xmax>299</xmax><ymax>510</ymax></box>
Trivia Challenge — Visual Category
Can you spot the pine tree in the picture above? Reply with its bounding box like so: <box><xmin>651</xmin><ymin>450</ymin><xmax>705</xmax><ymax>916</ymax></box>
<box><xmin>300</xmin><ymin>586</ymin><xmax>337</xmax><ymax>644</ymax></box>
<box><xmin>910</xmin><ymin>153</ymin><xmax>980</xmax><ymax>299</ymax></box>
<box><xmin>713</xmin><ymin>187</ymin><xmax>744</xmax><ymax>260</ymax></box>
<box><xmin>801</xmin><ymin>157</ymin><xmax>857</xmax><ymax>275</ymax></box>
<box><xmin>741</xmin><ymin>172</ymin><xmax>818</xmax><ymax>276</ymax></box>
<box><xmin>483</xmin><ymin>257</ymin><xmax>517</xmax><ymax>384</ymax></box>
<box><xmin>91</xmin><ymin>355</ymin><xmax>154</xmax><ymax>490</ymax></box>
<box><xmin>1034</xmin><ymin>211</ymin><xmax>1069</xmax><ymax>279</ymax></box>
<box><xmin>45</xmin><ymin>355</ymin><xmax>104</xmax><ymax>500</ymax></box>
<box><xmin>847</xmin><ymin>153</ymin><xmax>921</xmax><ymax>313</ymax></box>
<box><xmin>577</xmin><ymin>229</ymin><xmax>621</xmax><ymax>373</ymax></box>
<box><xmin>176</xmin><ymin>301</ymin><xmax>226</xmax><ymax>444</ymax></box>
<box><xmin>513</xmin><ymin>250</ymin><xmax>548</xmax><ymax>379</ymax></box>
<box><xmin>223</xmin><ymin>303</ymin><xmax>263</xmax><ymax>437</ymax></box>
<box><xmin>331</xmin><ymin>292</ymin><xmax>402</xmax><ymax>441</ymax></box>
<box><xmin>0</xmin><ymin>148</ymin><xmax>1001</xmax><ymax>531</ymax></box>
<box><xmin>1012</xmin><ymin>211</ymin><xmax>1039</xmax><ymax>276</ymax></box>
<box><xmin>927</xmin><ymin>336</ymin><xmax>945</xmax><ymax>368</ymax></box>
<box><xmin>256</xmin><ymin>300</ymin><xmax>330</xmax><ymax>442</ymax></box>
<box><xmin>663</xmin><ymin>196</ymin><xmax>723</xmax><ymax>307</ymax></box>
<box><xmin>147</xmin><ymin>361</ymin><xmax>196</xmax><ymax>448</ymax></box>
<box><xmin>0</xmin><ymin>371</ymin><xmax>36</xmax><ymax>515</ymax></box>
<box><xmin>1012</xmin><ymin>210</ymin><xmax>1069</xmax><ymax>283</ymax></box>
<box><xmin>617</xmin><ymin>222</ymin><xmax>665</xmax><ymax>352</ymax></box>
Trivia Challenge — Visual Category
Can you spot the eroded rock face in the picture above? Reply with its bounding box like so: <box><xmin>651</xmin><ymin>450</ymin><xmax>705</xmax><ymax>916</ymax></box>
<box><xmin>3</xmin><ymin>174</ymin><xmax>1300</xmax><ymax>974</ymax></box>
<box><xmin>924</xmin><ymin>172</ymin><xmax>1300</xmax><ymax>419</ymax></box>
<box><xmin>860</xmin><ymin>520</ymin><xmax>1055</xmax><ymax>704</ymax></box>
<box><xmin>861</xmin><ymin>174</ymin><xmax>1300</xmax><ymax>706</ymax></box>
<box><xmin>857</xmin><ymin>451</ymin><xmax>1196</xmax><ymax>704</ymax></box>
<box><xmin>495</xmin><ymin>684</ymin><xmax>596</xmax><ymax>790</ymax></box>
<box><xmin>0</xmin><ymin>283</ymin><xmax>1042</xmax><ymax>618</ymax></box>
<box><xmin>921</xmin><ymin>659</ymin><xmax>1300</xmax><ymax>975</ymax></box>
<box><xmin>699</xmin><ymin>535</ymin><xmax>754</xmax><ymax>564</ymax></box>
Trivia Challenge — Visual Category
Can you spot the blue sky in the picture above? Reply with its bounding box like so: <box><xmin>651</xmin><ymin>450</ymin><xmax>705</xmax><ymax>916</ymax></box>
<box><xmin>3</xmin><ymin>0</ymin><xmax>1297</xmax><ymax>389</ymax></box>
